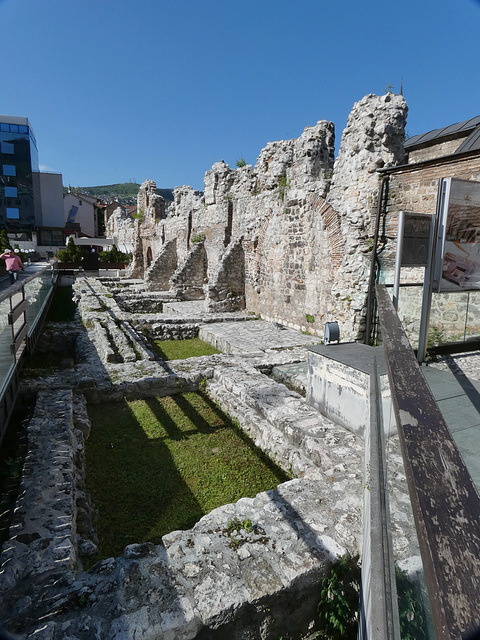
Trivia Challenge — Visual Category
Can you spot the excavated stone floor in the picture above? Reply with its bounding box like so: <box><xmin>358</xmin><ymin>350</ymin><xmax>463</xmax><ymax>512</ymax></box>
<box><xmin>0</xmin><ymin>275</ymin><xmax>429</xmax><ymax>639</ymax></box>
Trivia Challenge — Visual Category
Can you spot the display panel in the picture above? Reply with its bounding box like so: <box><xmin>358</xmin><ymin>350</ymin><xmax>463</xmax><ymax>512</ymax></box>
<box><xmin>434</xmin><ymin>178</ymin><xmax>480</xmax><ymax>292</ymax></box>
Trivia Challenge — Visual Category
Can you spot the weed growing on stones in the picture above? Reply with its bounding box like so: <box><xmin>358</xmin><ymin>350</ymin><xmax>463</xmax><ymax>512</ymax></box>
<box><xmin>318</xmin><ymin>554</ymin><xmax>360</xmax><ymax>640</ymax></box>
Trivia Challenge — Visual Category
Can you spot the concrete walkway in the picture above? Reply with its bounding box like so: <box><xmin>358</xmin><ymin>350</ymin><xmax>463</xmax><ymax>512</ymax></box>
<box><xmin>422</xmin><ymin>353</ymin><xmax>480</xmax><ymax>492</ymax></box>
<box><xmin>271</xmin><ymin>344</ymin><xmax>480</xmax><ymax>493</ymax></box>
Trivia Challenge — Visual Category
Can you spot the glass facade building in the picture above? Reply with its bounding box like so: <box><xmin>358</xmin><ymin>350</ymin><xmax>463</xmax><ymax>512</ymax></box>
<box><xmin>0</xmin><ymin>115</ymin><xmax>39</xmax><ymax>234</ymax></box>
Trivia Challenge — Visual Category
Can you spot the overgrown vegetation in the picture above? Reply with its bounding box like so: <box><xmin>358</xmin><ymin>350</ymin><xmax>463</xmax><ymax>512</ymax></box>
<box><xmin>396</xmin><ymin>567</ymin><xmax>428</xmax><ymax>639</ymax></box>
<box><xmin>56</xmin><ymin>237</ymin><xmax>84</xmax><ymax>263</ymax></box>
<box><xmin>278</xmin><ymin>174</ymin><xmax>290</xmax><ymax>201</ymax></box>
<box><xmin>152</xmin><ymin>337</ymin><xmax>220</xmax><ymax>361</ymax></box>
<box><xmin>86</xmin><ymin>392</ymin><xmax>291</xmax><ymax>558</ymax></box>
<box><xmin>318</xmin><ymin>554</ymin><xmax>361</xmax><ymax>639</ymax></box>
<box><xmin>191</xmin><ymin>232</ymin><xmax>206</xmax><ymax>243</ymax></box>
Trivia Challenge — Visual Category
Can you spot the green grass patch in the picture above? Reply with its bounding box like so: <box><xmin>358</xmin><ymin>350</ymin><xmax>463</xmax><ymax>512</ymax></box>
<box><xmin>152</xmin><ymin>337</ymin><xmax>220</xmax><ymax>360</ymax></box>
<box><xmin>86</xmin><ymin>392</ymin><xmax>290</xmax><ymax>558</ymax></box>
<box><xmin>46</xmin><ymin>285</ymin><xmax>76</xmax><ymax>322</ymax></box>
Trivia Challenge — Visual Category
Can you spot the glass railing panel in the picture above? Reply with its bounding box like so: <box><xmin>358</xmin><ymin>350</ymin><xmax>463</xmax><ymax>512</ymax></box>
<box><xmin>0</xmin><ymin>267</ymin><xmax>53</xmax><ymax>393</ymax></box>
<box><xmin>385</xmin><ymin>285</ymin><xmax>480</xmax><ymax>352</ymax></box>
<box><xmin>385</xmin><ymin>430</ymin><xmax>436</xmax><ymax>640</ymax></box>
<box><xmin>0</xmin><ymin>295</ymin><xmax>15</xmax><ymax>389</ymax></box>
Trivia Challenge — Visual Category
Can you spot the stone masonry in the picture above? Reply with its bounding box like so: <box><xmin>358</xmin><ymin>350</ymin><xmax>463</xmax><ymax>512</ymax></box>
<box><xmin>0</xmin><ymin>277</ymin><xmax>373</xmax><ymax>639</ymax></box>
<box><xmin>108</xmin><ymin>93</ymin><xmax>408</xmax><ymax>341</ymax></box>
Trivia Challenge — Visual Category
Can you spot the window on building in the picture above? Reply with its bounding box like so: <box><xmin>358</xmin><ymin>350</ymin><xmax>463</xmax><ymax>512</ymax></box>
<box><xmin>0</xmin><ymin>123</ymin><xmax>9</xmax><ymax>132</ymax></box>
<box><xmin>6</xmin><ymin>207</ymin><xmax>20</xmax><ymax>219</ymax></box>
<box><xmin>5</xmin><ymin>186</ymin><xmax>17</xmax><ymax>198</ymax></box>
<box><xmin>3</xmin><ymin>165</ymin><xmax>16</xmax><ymax>176</ymax></box>
<box><xmin>1</xmin><ymin>142</ymin><xmax>14</xmax><ymax>154</ymax></box>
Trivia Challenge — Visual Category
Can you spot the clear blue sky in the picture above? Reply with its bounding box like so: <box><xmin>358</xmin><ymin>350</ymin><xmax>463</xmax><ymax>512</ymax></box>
<box><xmin>2</xmin><ymin>0</ymin><xmax>480</xmax><ymax>191</ymax></box>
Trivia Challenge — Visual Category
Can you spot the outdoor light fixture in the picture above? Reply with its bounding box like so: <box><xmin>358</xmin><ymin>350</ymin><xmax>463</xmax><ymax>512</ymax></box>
<box><xmin>324</xmin><ymin>321</ymin><xmax>340</xmax><ymax>345</ymax></box>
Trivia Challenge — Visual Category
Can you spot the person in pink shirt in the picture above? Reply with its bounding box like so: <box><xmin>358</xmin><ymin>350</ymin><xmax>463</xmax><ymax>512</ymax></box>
<box><xmin>0</xmin><ymin>248</ymin><xmax>25</xmax><ymax>284</ymax></box>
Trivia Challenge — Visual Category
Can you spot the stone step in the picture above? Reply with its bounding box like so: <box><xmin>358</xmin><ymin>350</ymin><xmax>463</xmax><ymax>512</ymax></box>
<box><xmin>208</xmin><ymin>362</ymin><xmax>363</xmax><ymax>480</ymax></box>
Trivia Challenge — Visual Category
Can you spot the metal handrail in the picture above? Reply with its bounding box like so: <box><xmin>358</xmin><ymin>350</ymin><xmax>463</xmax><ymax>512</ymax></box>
<box><xmin>376</xmin><ymin>284</ymin><xmax>480</xmax><ymax>640</ymax></box>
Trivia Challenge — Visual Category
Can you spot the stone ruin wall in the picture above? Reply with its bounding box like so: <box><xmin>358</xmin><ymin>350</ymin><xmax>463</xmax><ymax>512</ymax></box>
<box><xmin>110</xmin><ymin>93</ymin><xmax>408</xmax><ymax>340</ymax></box>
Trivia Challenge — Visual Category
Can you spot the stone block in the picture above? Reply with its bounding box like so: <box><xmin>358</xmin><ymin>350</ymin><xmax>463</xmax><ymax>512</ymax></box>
<box><xmin>306</xmin><ymin>343</ymin><xmax>395</xmax><ymax>437</ymax></box>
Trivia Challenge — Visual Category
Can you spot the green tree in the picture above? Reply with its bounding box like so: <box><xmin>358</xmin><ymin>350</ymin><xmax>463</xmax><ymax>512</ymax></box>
<box><xmin>99</xmin><ymin>245</ymin><xmax>132</xmax><ymax>264</ymax></box>
<box><xmin>0</xmin><ymin>230</ymin><xmax>11</xmax><ymax>252</ymax></box>
<box><xmin>56</xmin><ymin>237</ymin><xmax>84</xmax><ymax>263</ymax></box>
<box><xmin>236</xmin><ymin>158</ymin><xmax>246</xmax><ymax>168</ymax></box>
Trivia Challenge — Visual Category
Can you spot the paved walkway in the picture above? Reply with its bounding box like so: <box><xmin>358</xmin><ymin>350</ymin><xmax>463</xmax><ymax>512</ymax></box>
<box><xmin>423</xmin><ymin>354</ymin><xmax>480</xmax><ymax>492</ymax></box>
<box><xmin>0</xmin><ymin>262</ymin><xmax>48</xmax><ymax>294</ymax></box>
<box><xmin>270</xmin><ymin>343</ymin><xmax>480</xmax><ymax>492</ymax></box>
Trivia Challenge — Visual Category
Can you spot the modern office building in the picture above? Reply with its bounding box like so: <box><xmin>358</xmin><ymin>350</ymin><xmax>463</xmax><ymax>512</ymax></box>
<box><xmin>0</xmin><ymin>115</ymin><xmax>40</xmax><ymax>234</ymax></box>
<box><xmin>0</xmin><ymin>114</ymin><xmax>72</xmax><ymax>254</ymax></box>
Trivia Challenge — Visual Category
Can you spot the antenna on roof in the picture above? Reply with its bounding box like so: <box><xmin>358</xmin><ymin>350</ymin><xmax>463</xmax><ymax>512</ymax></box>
<box><xmin>400</xmin><ymin>77</ymin><xmax>404</xmax><ymax>96</ymax></box>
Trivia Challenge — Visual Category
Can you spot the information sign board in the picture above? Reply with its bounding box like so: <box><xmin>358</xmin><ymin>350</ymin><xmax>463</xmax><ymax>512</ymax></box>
<box><xmin>434</xmin><ymin>178</ymin><xmax>480</xmax><ymax>292</ymax></box>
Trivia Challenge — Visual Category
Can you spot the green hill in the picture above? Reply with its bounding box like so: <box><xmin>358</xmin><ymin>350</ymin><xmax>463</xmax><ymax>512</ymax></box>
<box><xmin>64</xmin><ymin>182</ymin><xmax>174</xmax><ymax>202</ymax></box>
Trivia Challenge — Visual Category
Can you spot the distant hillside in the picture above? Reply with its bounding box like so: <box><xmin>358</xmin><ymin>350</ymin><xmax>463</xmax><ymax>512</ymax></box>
<box><xmin>64</xmin><ymin>182</ymin><xmax>174</xmax><ymax>202</ymax></box>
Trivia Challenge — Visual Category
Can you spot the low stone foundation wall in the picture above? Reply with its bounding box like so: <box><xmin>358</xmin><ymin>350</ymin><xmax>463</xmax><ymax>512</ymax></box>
<box><xmin>0</xmin><ymin>275</ymin><xmax>366</xmax><ymax>639</ymax></box>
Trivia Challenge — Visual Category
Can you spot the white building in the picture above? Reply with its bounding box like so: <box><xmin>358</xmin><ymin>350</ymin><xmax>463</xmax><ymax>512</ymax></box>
<box><xmin>63</xmin><ymin>192</ymin><xmax>97</xmax><ymax>237</ymax></box>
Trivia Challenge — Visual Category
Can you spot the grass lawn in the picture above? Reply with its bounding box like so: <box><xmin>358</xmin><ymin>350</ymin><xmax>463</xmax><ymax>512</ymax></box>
<box><xmin>151</xmin><ymin>337</ymin><xmax>220</xmax><ymax>360</ymax></box>
<box><xmin>86</xmin><ymin>391</ymin><xmax>290</xmax><ymax>558</ymax></box>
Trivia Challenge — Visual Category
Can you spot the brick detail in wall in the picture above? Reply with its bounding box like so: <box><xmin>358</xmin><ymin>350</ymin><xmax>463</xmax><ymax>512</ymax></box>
<box><xmin>312</xmin><ymin>194</ymin><xmax>344</xmax><ymax>271</ymax></box>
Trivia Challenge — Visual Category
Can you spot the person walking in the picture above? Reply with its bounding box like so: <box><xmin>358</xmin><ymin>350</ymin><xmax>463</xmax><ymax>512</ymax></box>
<box><xmin>0</xmin><ymin>248</ymin><xmax>25</xmax><ymax>284</ymax></box>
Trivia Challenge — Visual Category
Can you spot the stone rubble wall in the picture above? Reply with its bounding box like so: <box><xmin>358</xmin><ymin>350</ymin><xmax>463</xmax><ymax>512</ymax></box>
<box><xmin>0</xmin><ymin>274</ymin><xmax>422</xmax><ymax>639</ymax></box>
<box><xmin>106</xmin><ymin>207</ymin><xmax>136</xmax><ymax>253</ymax></box>
<box><xmin>170</xmin><ymin>240</ymin><xmax>208</xmax><ymax>300</ymax></box>
<box><xmin>205</xmin><ymin>239</ymin><xmax>246</xmax><ymax>312</ymax></box>
<box><xmin>106</xmin><ymin>94</ymin><xmax>408</xmax><ymax>341</ymax></box>
<box><xmin>144</xmin><ymin>238</ymin><xmax>178</xmax><ymax>291</ymax></box>
<box><xmin>0</xmin><ymin>390</ymin><xmax>79</xmax><ymax>595</ymax></box>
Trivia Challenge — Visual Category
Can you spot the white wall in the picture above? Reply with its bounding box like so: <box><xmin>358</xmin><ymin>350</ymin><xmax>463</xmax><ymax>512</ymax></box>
<box><xmin>63</xmin><ymin>193</ymin><xmax>96</xmax><ymax>237</ymax></box>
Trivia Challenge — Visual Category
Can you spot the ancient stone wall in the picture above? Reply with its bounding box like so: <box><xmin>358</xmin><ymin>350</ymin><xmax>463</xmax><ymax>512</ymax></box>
<box><xmin>145</xmin><ymin>238</ymin><xmax>178</xmax><ymax>291</ymax></box>
<box><xmin>129</xmin><ymin>180</ymin><xmax>166</xmax><ymax>278</ymax></box>
<box><xmin>170</xmin><ymin>240</ymin><xmax>208</xmax><ymax>300</ymax></box>
<box><xmin>105</xmin><ymin>207</ymin><xmax>136</xmax><ymax>252</ymax></box>
<box><xmin>109</xmin><ymin>94</ymin><xmax>409</xmax><ymax>341</ymax></box>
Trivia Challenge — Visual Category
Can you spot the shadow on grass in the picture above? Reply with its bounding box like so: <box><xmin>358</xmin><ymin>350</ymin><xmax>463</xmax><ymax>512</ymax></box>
<box><xmin>87</xmin><ymin>398</ymin><xmax>205</xmax><ymax>557</ymax></box>
<box><xmin>87</xmin><ymin>392</ymin><xmax>290</xmax><ymax>559</ymax></box>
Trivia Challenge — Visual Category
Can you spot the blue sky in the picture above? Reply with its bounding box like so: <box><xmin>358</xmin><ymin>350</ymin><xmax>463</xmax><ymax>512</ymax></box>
<box><xmin>1</xmin><ymin>0</ymin><xmax>480</xmax><ymax>191</ymax></box>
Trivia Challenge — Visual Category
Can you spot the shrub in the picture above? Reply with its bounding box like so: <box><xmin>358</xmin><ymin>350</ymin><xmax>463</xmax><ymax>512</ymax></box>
<box><xmin>99</xmin><ymin>245</ymin><xmax>132</xmax><ymax>264</ymax></box>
